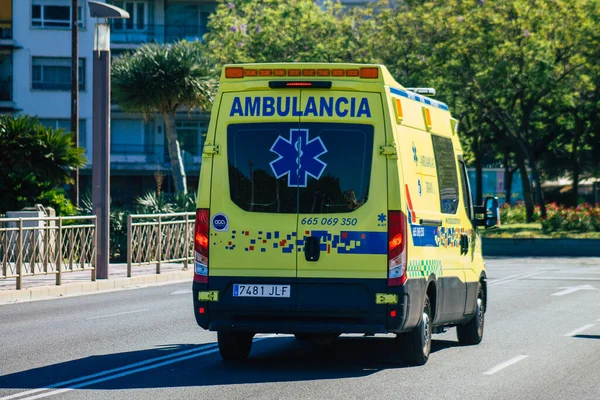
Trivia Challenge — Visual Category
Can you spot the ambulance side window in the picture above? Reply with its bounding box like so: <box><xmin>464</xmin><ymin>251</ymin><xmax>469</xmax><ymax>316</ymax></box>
<box><xmin>431</xmin><ymin>135</ymin><xmax>459</xmax><ymax>214</ymax></box>
<box><xmin>458</xmin><ymin>160</ymin><xmax>474</xmax><ymax>220</ymax></box>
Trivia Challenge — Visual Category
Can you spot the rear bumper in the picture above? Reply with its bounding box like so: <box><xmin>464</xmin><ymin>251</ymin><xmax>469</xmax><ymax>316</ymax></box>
<box><xmin>193</xmin><ymin>277</ymin><xmax>422</xmax><ymax>334</ymax></box>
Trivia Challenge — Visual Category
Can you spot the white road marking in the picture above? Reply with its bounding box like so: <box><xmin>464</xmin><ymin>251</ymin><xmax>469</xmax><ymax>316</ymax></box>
<box><xmin>564</xmin><ymin>324</ymin><xmax>597</xmax><ymax>337</ymax></box>
<box><xmin>483</xmin><ymin>355</ymin><xmax>528</xmax><ymax>375</ymax></box>
<box><xmin>3</xmin><ymin>336</ymin><xmax>275</xmax><ymax>400</ymax></box>
<box><xmin>0</xmin><ymin>343</ymin><xmax>219</xmax><ymax>400</ymax></box>
<box><xmin>86</xmin><ymin>309</ymin><xmax>149</xmax><ymax>320</ymax></box>
<box><xmin>529</xmin><ymin>277</ymin><xmax>600</xmax><ymax>281</ymax></box>
<box><xmin>170</xmin><ymin>289</ymin><xmax>192</xmax><ymax>295</ymax></box>
<box><xmin>488</xmin><ymin>272</ymin><xmax>544</xmax><ymax>286</ymax></box>
<box><xmin>551</xmin><ymin>285</ymin><xmax>597</xmax><ymax>296</ymax></box>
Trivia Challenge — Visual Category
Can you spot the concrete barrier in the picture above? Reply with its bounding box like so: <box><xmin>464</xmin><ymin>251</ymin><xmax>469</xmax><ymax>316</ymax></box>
<box><xmin>482</xmin><ymin>238</ymin><xmax>600</xmax><ymax>257</ymax></box>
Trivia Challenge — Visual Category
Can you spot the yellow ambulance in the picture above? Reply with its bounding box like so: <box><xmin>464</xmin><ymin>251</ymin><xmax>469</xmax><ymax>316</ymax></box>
<box><xmin>192</xmin><ymin>63</ymin><xmax>499</xmax><ymax>365</ymax></box>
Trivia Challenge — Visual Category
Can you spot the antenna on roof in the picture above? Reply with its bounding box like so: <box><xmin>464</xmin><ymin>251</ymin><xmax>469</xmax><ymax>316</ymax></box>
<box><xmin>406</xmin><ymin>88</ymin><xmax>436</xmax><ymax>96</ymax></box>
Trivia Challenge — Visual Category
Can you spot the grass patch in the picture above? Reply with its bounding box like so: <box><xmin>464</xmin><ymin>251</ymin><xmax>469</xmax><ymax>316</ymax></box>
<box><xmin>479</xmin><ymin>223</ymin><xmax>600</xmax><ymax>239</ymax></box>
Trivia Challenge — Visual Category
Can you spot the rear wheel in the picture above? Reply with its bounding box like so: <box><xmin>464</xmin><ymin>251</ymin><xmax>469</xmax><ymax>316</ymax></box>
<box><xmin>457</xmin><ymin>283</ymin><xmax>485</xmax><ymax>345</ymax></box>
<box><xmin>399</xmin><ymin>295</ymin><xmax>432</xmax><ymax>366</ymax></box>
<box><xmin>217</xmin><ymin>331</ymin><xmax>254</xmax><ymax>361</ymax></box>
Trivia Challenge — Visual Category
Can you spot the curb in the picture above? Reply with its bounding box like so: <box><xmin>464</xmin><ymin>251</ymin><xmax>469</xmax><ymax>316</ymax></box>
<box><xmin>0</xmin><ymin>270</ymin><xmax>193</xmax><ymax>304</ymax></box>
<box><xmin>482</xmin><ymin>238</ymin><xmax>600</xmax><ymax>257</ymax></box>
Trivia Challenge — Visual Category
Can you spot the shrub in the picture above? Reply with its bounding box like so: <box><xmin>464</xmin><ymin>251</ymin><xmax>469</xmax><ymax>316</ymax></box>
<box><xmin>540</xmin><ymin>203</ymin><xmax>600</xmax><ymax>233</ymax></box>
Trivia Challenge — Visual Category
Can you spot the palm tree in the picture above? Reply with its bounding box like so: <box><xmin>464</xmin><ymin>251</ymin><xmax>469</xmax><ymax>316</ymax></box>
<box><xmin>0</xmin><ymin>115</ymin><xmax>86</xmax><ymax>212</ymax></box>
<box><xmin>111</xmin><ymin>41</ymin><xmax>215</xmax><ymax>194</ymax></box>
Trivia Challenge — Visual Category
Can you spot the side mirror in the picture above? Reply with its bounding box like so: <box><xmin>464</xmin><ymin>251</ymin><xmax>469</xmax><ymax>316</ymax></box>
<box><xmin>475</xmin><ymin>197</ymin><xmax>500</xmax><ymax>229</ymax></box>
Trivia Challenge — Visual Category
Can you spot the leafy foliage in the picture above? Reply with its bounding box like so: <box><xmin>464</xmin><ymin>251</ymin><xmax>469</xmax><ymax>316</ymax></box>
<box><xmin>0</xmin><ymin>115</ymin><xmax>86</xmax><ymax>213</ymax></box>
<box><xmin>36</xmin><ymin>189</ymin><xmax>77</xmax><ymax>216</ymax></box>
<box><xmin>205</xmin><ymin>0</ymin><xmax>366</xmax><ymax>65</ymax></box>
<box><xmin>112</xmin><ymin>41</ymin><xmax>216</xmax><ymax>115</ymax></box>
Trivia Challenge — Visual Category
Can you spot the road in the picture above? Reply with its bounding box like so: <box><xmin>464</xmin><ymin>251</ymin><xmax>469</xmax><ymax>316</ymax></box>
<box><xmin>1</xmin><ymin>257</ymin><xmax>599</xmax><ymax>400</ymax></box>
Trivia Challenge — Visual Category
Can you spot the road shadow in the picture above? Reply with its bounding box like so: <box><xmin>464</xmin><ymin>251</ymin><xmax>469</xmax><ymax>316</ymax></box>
<box><xmin>0</xmin><ymin>336</ymin><xmax>460</xmax><ymax>391</ymax></box>
<box><xmin>573</xmin><ymin>334</ymin><xmax>600</xmax><ymax>340</ymax></box>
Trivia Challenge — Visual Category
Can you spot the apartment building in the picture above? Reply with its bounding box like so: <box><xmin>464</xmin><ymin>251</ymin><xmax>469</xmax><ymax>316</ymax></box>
<box><xmin>1</xmin><ymin>0</ymin><xmax>15</xmax><ymax>113</ymax></box>
<box><xmin>2</xmin><ymin>0</ymin><xmax>216</xmax><ymax>201</ymax></box>
<box><xmin>107</xmin><ymin>1</ymin><xmax>216</xmax><ymax>199</ymax></box>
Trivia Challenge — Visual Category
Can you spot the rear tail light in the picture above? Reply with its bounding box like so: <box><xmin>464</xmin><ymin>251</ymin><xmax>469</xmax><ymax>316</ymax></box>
<box><xmin>388</xmin><ymin>211</ymin><xmax>407</xmax><ymax>286</ymax></box>
<box><xmin>194</xmin><ymin>208</ymin><xmax>209</xmax><ymax>284</ymax></box>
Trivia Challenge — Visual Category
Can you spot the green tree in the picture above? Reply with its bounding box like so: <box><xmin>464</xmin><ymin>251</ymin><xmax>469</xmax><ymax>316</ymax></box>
<box><xmin>205</xmin><ymin>0</ymin><xmax>365</xmax><ymax>65</ymax></box>
<box><xmin>379</xmin><ymin>0</ymin><xmax>597</xmax><ymax>221</ymax></box>
<box><xmin>111</xmin><ymin>41</ymin><xmax>216</xmax><ymax>194</ymax></box>
<box><xmin>0</xmin><ymin>115</ymin><xmax>86</xmax><ymax>213</ymax></box>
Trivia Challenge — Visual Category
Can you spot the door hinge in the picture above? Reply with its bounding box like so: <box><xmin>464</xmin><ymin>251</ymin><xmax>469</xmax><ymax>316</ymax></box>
<box><xmin>380</xmin><ymin>144</ymin><xmax>397</xmax><ymax>158</ymax></box>
<box><xmin>202</xmin><ymin>144</ymin><xmax>220</xmax><ymax>156</ymax></box>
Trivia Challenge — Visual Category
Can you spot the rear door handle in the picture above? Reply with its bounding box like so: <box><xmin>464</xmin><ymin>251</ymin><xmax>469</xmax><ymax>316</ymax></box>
<box><xmin>460</xmin><ymin>234</ymin><xmax>469</xmax><ymax>255</ymax></box>
<box><xmin>304</xmin><ymin>236</ymin><xmax>321</xmax><ymax>262</ymax></box>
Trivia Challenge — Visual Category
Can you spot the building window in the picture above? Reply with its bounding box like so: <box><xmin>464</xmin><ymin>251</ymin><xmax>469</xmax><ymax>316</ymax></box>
<box><xmin>38</xmin><ymin>119</ymin><xmax>87</xmax><ymax>148</ymax></box>
<box><xmin>32</xmin><ymin>57</ymin><xmax>85</xmax><ymax>91</ymax></box>
<box><xmin>111</xmin><ymin>119</ymin><xmax>154</xmax><ymax>154</ymax></box>
<box><xmin>112</xmin><ymin>1</ymin><xmax>147</xmax><ymax>31</ymax></box>
<box><xmin>0</xmin><ymin>49</ymin><xmax>12</xmax><ymax>101</ymax></box>
<box><xmin>432</xmin><ymin>135</ymin><xmax>459</xmax><ymax>214</ymax></box>
<box><xmin>165</xmin><ymin>3</ymin><xmax>215</xmax><ymax>42</ymax></box>
<box><xmin>176</xmin><ymin>121</ymin><xmax>206</xmax><ymax>157</ymax></box>
<box><xmin>32</xmin><ymin>1</ymin><xmax>84</xmax><ymax>29</ymax></box>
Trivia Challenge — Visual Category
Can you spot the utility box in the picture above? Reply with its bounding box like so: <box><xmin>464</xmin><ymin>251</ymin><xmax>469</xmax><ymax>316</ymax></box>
<box><xmin>5</xmin><ymin>207</ymin><xmax>48</xmax><ymax>265</ymax></box>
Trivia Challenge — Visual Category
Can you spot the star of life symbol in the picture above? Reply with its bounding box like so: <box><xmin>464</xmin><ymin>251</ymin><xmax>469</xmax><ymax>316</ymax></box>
<box><xmin>269</xmin><ymin>129</ymin><xmax>328</xmax><ymax>187</ymax></box>
<box><xmin>412</xmin><ymin>142</ymin><xmax>418</xmax><ymax>165</ymax></box>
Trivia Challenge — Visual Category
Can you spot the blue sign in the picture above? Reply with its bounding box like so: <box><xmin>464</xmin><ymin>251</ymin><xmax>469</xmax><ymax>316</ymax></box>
<box><xmin>229</xmin><ymin>96</ymin><xmax>371</xmax><ymax>118</ymax></box>
<box><xmin>270</xmin><ymin>129</ymin><xmax>327</xmax><ymax>187</ymax></box>
<box><xmin>211</xmin><ymin>213</ymin><xmax>229</xmax><ymax>232</ymax></box>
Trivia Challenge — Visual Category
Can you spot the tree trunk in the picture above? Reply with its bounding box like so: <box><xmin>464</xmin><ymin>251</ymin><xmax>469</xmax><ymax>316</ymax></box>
<box><xmin>571</xmin><ymin>116</ymin><xmax>584</xmax><ymax>207</ymax></box>
<box><xmin>516</xmin><ymin>152</ymin><xmax>535</xmax><ymax>222</ymax></box>
<box><xmin>163</xmin><ymin>113</ymin><xmax>187</xmax><ymax>194</ymax></box>
<box><xmin>528</xmin><ymin>154</ymin><xmax>547</xmax><ymax>218</ymax></box>
<box><xmin>475</xmin><ymin>153</ymin><xmax>483</xmax><ymax>206</ymax></box>
<box><xmin>504</xmin><ymin>152</ymin><xmax>514</xmax><ymax>206</ymax></box>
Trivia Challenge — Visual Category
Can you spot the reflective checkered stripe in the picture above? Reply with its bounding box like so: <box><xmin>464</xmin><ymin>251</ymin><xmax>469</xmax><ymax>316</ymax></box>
<box><xmin>407</xmin><ymin>260</ymin><xmax>443</xmax><ymax>278</ymax></box>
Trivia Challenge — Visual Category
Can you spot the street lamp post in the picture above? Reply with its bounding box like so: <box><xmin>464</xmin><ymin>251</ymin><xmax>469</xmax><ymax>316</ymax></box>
<box><xmin>88</xmin><ymin>1</ymin><xmax>129</xmax><ymax>279</ymax></box>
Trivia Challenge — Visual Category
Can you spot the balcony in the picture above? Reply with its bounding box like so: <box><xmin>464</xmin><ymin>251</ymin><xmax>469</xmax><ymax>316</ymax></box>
<box><xmin>0</xmin><ymin>20</ymin><xmax>11</xmax><ymax>40</ymax></box>
<box><xmin>111</xmin><ymin>24</ymin><xmax>207</xmax><ymax>45</ymax></box>
<box><xmin>110</xmin><ymin>144</ymin><xmax>202</xmax><ymax>171</ymax></box>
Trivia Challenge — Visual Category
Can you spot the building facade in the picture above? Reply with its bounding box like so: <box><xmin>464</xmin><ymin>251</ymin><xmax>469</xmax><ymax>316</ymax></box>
<box><xmin>2</xmin><ymin>0</ymin><xmax>216</xmax><ymax>203</ymax></box>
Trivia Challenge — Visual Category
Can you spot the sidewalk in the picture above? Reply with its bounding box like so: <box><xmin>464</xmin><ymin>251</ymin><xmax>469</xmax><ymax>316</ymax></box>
<box><xmin>0</xmin><ymin>262</ymin><xmax>193</xmax><ymax>304</ymax></box>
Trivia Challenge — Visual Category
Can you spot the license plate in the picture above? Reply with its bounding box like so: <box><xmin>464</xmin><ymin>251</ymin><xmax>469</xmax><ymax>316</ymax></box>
<box><xmin>233</xmin><ymin>284</ymin><xmax>291</xmax><ymax>298</ymax></box>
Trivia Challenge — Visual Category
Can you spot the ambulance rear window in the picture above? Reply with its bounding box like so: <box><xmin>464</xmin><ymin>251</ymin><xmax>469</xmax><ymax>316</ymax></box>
<box><xmin>227</xmin><ymin>122</ymin><xmax>373</xmax><ymax>214</ymax></box>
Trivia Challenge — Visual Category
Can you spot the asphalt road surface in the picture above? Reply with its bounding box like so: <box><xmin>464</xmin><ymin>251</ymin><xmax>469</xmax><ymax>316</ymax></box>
<box><xmin>1</xmin><ymin>257</ymin><xmax>599</xmax><ymax>400</ymax></box>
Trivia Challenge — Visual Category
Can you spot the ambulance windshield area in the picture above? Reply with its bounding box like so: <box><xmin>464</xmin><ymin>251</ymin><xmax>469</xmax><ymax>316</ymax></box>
<box><xmin>227</xmin><ymin>122</ymin><xmax>373</xmax><ymax>214</ymax></box>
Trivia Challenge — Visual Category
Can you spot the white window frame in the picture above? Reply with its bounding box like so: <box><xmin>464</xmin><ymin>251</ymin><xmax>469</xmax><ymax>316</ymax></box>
<box><xmin>31</xmin><ymin>1</ymin><xmax>85</xmax><ymax>29</ymax></box>
<box><xmin>31</xmin><ymin>57</ymin><xmax>85</xmax><ymax>91</ymax></box>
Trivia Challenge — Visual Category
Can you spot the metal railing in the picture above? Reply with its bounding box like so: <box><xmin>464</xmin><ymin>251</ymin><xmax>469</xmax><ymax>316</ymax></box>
<box><xmin>111</xmin><ymin>24</ymin><xmax>208</xmax><ymax>44</ymax></box>
<box><xmin>0</xmin><ymin>216</ymin><xmax>96</xmax><ymax>290</ymax></box>
<box><xmin>127</xmin><ymin>212</ymin><xmax>194</xmax><ymax>277</ymax></box>
<box><xmin>110</xmin><ymin>144</ymin><xmax>203</xmax><ymax>170</ymax></box>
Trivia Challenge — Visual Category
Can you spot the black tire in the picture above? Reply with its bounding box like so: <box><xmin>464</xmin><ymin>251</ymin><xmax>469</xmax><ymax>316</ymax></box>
<box><xmin>217</xmin><ymin>331</ymin><xmax>254</xmax><ymax>361</ymax></box>
<box><xmin>399</xmin><ymin>295</ymin><xmax>432</xmax><ymax>366</ymax></box>
<box><xmin>294</xmin><ymin>333</ymin><xmax>312</xmax><ymax>341</ymax></box>
<box><xmin>457</xmin><ymin>282</ymin><xmax>485</xmax><ymax>345</ymax></box>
